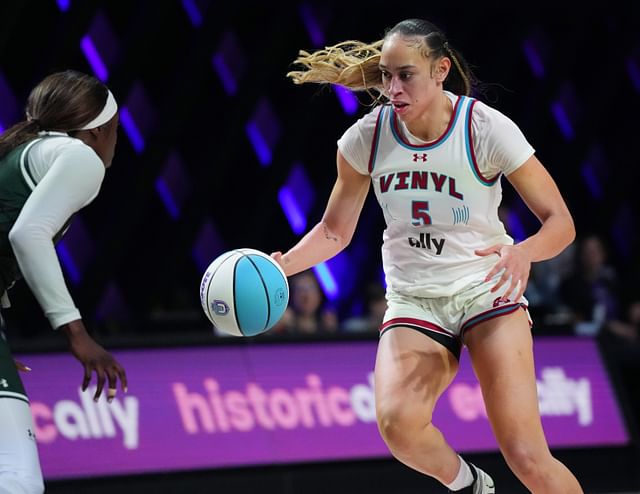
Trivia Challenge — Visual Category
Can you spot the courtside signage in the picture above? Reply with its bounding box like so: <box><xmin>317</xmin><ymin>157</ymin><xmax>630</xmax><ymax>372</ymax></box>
<box><xmin>18</xmin><ymin>337</ymin><xmax>629</xmax><ymax>479</ymax></box>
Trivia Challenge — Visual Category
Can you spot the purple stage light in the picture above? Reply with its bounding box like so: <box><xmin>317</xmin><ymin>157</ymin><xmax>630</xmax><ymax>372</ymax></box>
<box><xmin>0</xmin><ymin>71</ymin><xmax>19</xmax><ymax>128</ymax></box>
<box><xmin>192</xmin><ymin>219</ymin><xmax>225</xmax><ymax>273</ymax></box>
<box><xmin>278</xmin><ymin>187</ymin><xmax>306</xmax><ymax>234</ymax></box>
<box><xmin>313</xmin><ymin>262</ymin><xmax>339</xmax><ymax>300</ymax></box>
<box><xmin>156</xmin><ymin>152</ymin><xmax>190</xmax><ymax>219</ymax></box>
<box><xmin>56</xmin><ymin>241</ymin><xmax>81</xmax><ymax>285</ymax></box>
<box><xmin>55</xmin><ymin>217</ymin><xmax>94</xmax><ymax>285</ymax></box>
<box><xmin>334</xmin><ymin>85</ymin><xmax>358</xmax><ymax>115</ymax></box>
<box><xmin>551</xmin><ymin>84</ymin><xmax>581</xmax><ymax>142</ymax></box>
<box><xmin>156</xmin><ymin>179</ymin><xmax>179</xmax><ymax>219</ymax></box>
<box><xmin>95</xmin><ymin>281</ymin><xmax>129</xmax><ymax>322</ymax></box>
<box><xmin>81</xmin><ymin>11</ymin><xmax>120</xmax><ymax>83</ymax></box>
<box><xmin>119</xmin><ymin>107</ymin><xmax>144</xmax><ymax>154</ymax></box>
<box><xmin>278</xmin><ymin>163</ymin><xmax>315</xmax><ymax>234</ymax></box>
<box><xmin>299</xmin><ymin>3</ymin><xmax>325</xmax><ymax>47</ymax></box>
<box><xmin>627</xmin><ymin>57</ymin><xmax>640</xmax><ymax>93</ymax></box>
<box><xmin>120</xmin><ymin>82</ymin><xmax>156</xmax><ymax>154</ymax></box>
<box><xmin>551</xmin><ymin>101</ymin><xmax>574</xmax><ymax>141</ymax></box>
<box><xmin>246</xmin><ymin>99</ymin><xmax>281</xmax><ymax>167</ymax></box>
<box><xmin>506</xmin><ymin>209</ymin><xmax>526</xmax><ymax>243</ymax></box>
<box><xmin>580</xmin><ymin>165</ymin><xmax>602</xmax><ymax>201</ymax></box>
<box><xmin>522</xmin><ymin>39</ymin><xmax>545</xmax><ymax>79</ymax></box>
<box><xmin>212</xmin><ymin>31</ymin><xmax>246</xmax><ymax>96</ymax></box>
<box><xmin>246</xmin><ymin>121</ymin><xmax>271</xmax><ymax>165</ymax></box>
<box><xmin>56</xmin><ymin>0</ymin><xmax>70</xmax><ymax>12</ymax></box>
<box><xmin>182</xmin><ymin>0</ymin><xmax>203</xmax><ymax>27</ymax></box>
<box><xmin>212</xmin><ymin>53</ymin><xmax>237</xmax><ymax>95</ymax></box>
<box><xmin>580</xmin><ymin>144</ymin><xmax>607</xmax><ymax>201</ymax></box>
<box><xmin>80</xmin><ymin>35</ymin><xmax>108</xmax><ymax>81</ymax></box>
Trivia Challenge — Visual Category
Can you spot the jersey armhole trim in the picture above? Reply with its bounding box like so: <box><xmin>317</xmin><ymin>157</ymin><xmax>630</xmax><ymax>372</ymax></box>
<box><xmin>465</xmin><ymin>99</ymin><xmax>500</xmax><ymax>187</ymax></box>
<box><xmin>368</xmin><ymin>106</ymin><xmax>386</xmax><ymax>174</ymax></box>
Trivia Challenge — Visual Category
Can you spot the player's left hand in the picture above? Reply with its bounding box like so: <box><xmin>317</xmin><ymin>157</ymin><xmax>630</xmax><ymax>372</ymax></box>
<box><xmin>475</xmin><ymin>243</ymin><xmax>531</xmax><ymax>302</ymax></box>
<box><xmin>61</xmin><ymin>320</ymin><xmax>128</xmax><ymax>403</ymax></box>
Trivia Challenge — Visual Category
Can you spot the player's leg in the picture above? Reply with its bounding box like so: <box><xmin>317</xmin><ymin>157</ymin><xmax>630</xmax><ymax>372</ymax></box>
<box><xmin>375</xmin><ymin>324</ymin><xmax>462</xmax><ymax>484</ymax></box>
<box><xmin>0</xmin><ymin>333</ymin><xmax>44</xmax><ymax>494</ymax></box>
<box><xmin>465</xmin><ymin>309</ymin><xmax>583</xmax><ymax>493</ymax></box>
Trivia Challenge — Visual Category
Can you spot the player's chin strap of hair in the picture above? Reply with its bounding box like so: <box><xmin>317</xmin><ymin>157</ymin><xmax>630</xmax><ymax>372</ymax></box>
<box><xmin>78</xmin><ymin>90</ymin><xmax>118</xmax><ymax>130</ymax></box>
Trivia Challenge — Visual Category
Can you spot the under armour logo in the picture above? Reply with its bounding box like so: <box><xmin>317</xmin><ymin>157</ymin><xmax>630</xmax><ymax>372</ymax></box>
<box><xmin>412</xmin><ymin>153</ymin><xmax>427</xmax><ymax>162</ymax></box>
<box><xmin>0</xmin><ymin>379</ymin><xmax>7</xmax><ymax>388</ymax></box>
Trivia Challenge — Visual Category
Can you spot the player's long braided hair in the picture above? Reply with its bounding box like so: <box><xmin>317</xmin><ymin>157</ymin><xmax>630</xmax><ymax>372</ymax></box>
<box><xmin>0</xmin><ymin>70</ymin><xmax>108</xmax><ymax>159</ymax></box>
<box><xmin>287</xmin><ymin>19</ymin><xmax>477</xmax><ymax>104</ymax></box>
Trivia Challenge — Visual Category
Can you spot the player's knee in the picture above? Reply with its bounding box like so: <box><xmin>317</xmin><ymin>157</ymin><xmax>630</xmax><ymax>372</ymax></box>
<box><xmin>0</xmin><ymin>472</ymin><xmax>44</xmax><ymax>494</ymax></box>
<box><xmin>376</xmin><ymin>402</ymin><xmax>431</xmax><ymax>454</ymax></box>
<box><xmin>501</xmin><ymin>441</ymin><xmax>547</xmax><ymax>480</ymax></box>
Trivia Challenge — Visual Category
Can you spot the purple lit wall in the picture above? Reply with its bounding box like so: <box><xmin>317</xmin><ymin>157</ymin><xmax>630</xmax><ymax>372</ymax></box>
<box><xmin>0</xmin><ymin>2</ymin><xmax>636</xmax><ymax>335</ymax></box>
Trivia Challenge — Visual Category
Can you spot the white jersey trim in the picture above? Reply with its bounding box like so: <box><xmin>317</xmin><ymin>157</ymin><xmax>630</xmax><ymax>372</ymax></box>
<box><xmin>19</xmin><ymin>139</ymin><xmax>42</xmax><ymax>191</ymax></box>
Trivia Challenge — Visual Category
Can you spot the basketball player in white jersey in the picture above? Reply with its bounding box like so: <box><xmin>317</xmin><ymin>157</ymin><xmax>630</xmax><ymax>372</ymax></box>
<box><xmin>0</xmin><ymin>70</ymin><xmax>128</xmax><ymax>493</ymax></box>
<box><xmin>272</xmin><ymin>19</ymin><xmax>583</xmax><ymax>493</ymax></box>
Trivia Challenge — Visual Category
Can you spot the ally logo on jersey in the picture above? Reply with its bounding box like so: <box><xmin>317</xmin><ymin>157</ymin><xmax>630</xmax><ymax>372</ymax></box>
<box><xmin>407</xmin><ymin>232</ymin><xmax>445</xmax><ymax>254</ymax></box>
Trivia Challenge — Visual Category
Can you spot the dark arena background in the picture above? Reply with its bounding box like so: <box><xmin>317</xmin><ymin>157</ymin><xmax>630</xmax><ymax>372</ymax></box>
<box><xmin>1</xmin><ymin>1</ymin><xmax>640</xmax><ymax>493</ymax></box>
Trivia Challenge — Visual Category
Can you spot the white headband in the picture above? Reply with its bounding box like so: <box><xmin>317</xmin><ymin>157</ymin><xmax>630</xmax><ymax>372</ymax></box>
<box><xmin>79</xmin><ymin>90</ymin><xmax>118</xmax><ymax>130</ymax></box>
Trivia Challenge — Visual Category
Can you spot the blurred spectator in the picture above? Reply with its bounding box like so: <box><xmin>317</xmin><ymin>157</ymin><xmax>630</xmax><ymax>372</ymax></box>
<box><xmin>342</xmin><ymin>282</ymin><xmax>387</xmax><ymax>334</ymax></box>
<box><xmin>603</xmin><ymin>300</ymin><xmax>640</xmax><ymax>359</ymax></box>
<box><xmin>525</xmin><ymin>242</ymin><xmax>575</xmax><ymax>329</ymax></box>
<box><xmin>559</xmin><ymin>234</ymin><xmax>621</xmax><ymax>336</ymax></box>
<box><xmin>273</xmin><ymin>270</ymin><xmax>338</xmax><ymax>336</ymax></box>
<box><xmin>599</xmin><ymin>296</ymin><xmax>640</xmax><ymax>431</ymax></box>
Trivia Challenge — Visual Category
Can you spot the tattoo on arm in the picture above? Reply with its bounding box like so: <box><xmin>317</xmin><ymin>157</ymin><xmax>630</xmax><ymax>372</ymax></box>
<box><xmin>323</xmin><ymin>224</ymin><xmax>339</xmax><ymax>243</ymax></box>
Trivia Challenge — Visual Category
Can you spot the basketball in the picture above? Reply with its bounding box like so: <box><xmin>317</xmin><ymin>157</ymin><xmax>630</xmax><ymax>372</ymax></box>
<box><xmin>199</xmin><ymin>248</ymin><xmax>289</xmax><ymax>336</ymax></box>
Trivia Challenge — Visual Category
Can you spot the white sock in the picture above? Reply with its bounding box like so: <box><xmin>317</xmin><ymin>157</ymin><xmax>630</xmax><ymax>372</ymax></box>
<box><xmin>444</xmin><ymin>455</ymin><xmax>475</xmax><ymax>490</ymax></box>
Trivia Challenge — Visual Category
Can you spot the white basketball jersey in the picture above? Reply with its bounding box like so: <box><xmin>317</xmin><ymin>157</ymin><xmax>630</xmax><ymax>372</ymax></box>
<box><xmin>365</xmin><ymin>95</ymin><xmax>523</xmax><ymax>297</ymax></box>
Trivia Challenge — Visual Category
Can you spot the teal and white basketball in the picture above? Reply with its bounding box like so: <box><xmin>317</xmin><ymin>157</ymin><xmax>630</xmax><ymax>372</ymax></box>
<box><xmin>199</xmin><ymin>248</ymin><xmax>289</xmax><ymax>336</ymax></box>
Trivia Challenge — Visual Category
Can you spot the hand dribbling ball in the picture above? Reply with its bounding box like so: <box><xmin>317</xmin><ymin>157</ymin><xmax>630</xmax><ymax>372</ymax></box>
<box><xmin>199</xmin><ymin>248</ymin><xmax>289</xmax><ymax>336</ymax></box>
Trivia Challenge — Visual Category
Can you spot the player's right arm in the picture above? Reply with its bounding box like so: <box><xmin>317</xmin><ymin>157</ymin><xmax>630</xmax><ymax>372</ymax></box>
<box><xmin>272</xmin><ymin>150</ymin><xmax>370</xmax><ymax>276</ymax></box>
<box><xmin>9</xmin><ymin>143</ymin><xmax>127</xmax><ymax>400</ymax></box>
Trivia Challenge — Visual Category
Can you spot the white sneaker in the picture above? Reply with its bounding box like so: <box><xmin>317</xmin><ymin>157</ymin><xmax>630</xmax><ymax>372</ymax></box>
<box><xmin>448</xmin><ymin>462</ymin><xmax>495</xmax><ymax>493</ymax></box>
<box><xmin>469</xmin><ymin>463</ymin><xmax>495</xmax><ymax>494</ymax></box>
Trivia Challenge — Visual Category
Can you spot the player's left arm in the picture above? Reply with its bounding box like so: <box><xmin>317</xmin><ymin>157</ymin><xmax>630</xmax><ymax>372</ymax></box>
<box><xmin>477</xmin><ymin>155</ymin><xmax>575</xmax><ymax>300</ymax></box>
<box><xmin>506</xmin><ymin>154</ymin><xmax>575</xmax><ymax>260</ymax></box>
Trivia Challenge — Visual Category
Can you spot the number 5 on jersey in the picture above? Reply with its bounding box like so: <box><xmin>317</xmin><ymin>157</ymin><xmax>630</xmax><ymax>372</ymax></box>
<box><xmin>412</xmin><ymin>201</ymin><xmax>432</xmax><ymax>226</ymax></box>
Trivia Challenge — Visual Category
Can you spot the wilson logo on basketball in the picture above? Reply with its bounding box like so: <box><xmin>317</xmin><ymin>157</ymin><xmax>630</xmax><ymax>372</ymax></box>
<box><xmin>212</xmin><ymin>300</ymin><xmax>230</xmax><ymax>315</ymax></box>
